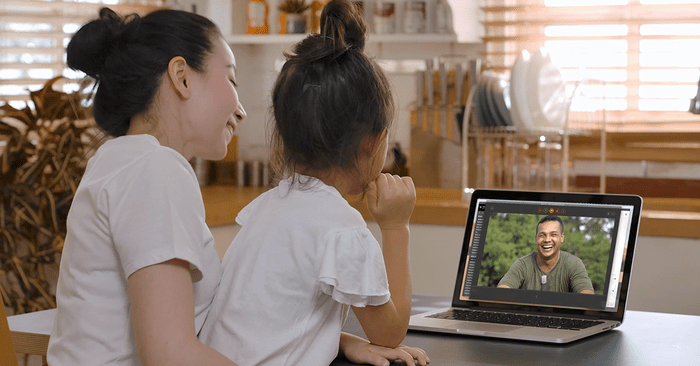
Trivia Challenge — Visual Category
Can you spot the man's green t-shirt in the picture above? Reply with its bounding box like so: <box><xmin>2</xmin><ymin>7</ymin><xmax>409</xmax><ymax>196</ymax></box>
<box><xmin>498</xmin><ymin>251</ymin><xmax>594</xmax><ymax>293</ymax></box>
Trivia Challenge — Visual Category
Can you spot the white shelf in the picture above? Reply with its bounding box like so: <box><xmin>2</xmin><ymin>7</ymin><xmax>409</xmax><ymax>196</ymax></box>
<box><xmin>225</xmin><ymin>33</ymin><xmax>458</xmax><ymax>45</ymax></box>
<box><xmin>225</xmin><ymin>34</ymin><xmax>305</xmax><ymax>45</ymax></box>
<box><xmin>374</xmin><ymin>33</ymin><xmax>458</xmax><ymax>43</ymax></box>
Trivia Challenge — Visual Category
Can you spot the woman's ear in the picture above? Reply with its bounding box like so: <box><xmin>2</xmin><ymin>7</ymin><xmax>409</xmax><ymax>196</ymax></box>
<box><xmin>167</xmin><ymin>56</ymin><xmax>190</xmax><ymax>99</ymax></box>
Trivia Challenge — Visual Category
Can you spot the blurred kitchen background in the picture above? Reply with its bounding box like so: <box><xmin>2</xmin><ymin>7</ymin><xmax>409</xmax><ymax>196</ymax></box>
<box><xmin>4</xmin><ymin>0</ymin><xmax>700</xmax><ymax>197</ymax></box>
<box><xmin>3</xmin><ymin>6</ymin><xmax>700</xmax><ymax>359</ymax></box>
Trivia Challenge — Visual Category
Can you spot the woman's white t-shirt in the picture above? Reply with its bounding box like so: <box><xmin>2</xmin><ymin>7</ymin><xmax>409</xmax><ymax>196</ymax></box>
<box><xmin>200</xmin><ymin>175</ymin><xmax>390</xmax><ymax>366</ymax></box>
<box><xmin>47</xmin><ymin>135</ymin><xmax>221</xmax><ymax>366</ymax></box>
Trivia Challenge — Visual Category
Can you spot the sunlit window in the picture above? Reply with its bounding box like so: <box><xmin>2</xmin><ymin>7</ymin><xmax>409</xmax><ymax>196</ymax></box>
<box><xmin>544</xmin><ymin>25</ymin><xmax>628</xmax><ymax>38</ymax></box>
<box><xmin>481</xmin><ymin>0</ymin><xmax>700</xmax><ymax>123</ymax></box>
<box><xmin>544</xmin><ymin>0</ymin><xmax>628</xmax><ymax>6</ymax></box>
<box><xmin>641</xmin><ymin>0</ymin><xmax>699</xmax><ymax>4</ymax></box>
<box><xmin>0</xmin><ymin>0</ymin><xmax>163</xmax><ymax>109</ymax></box>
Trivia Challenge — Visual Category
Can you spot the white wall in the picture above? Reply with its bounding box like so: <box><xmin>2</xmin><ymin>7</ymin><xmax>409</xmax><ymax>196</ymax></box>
<box><xmin>448</xmin><ymin>0</ymin><xmax>483</xmax><ymax>43</ymax></box>
<box><xmin>210</xmin><ymin>222</ymin><xmax>700</xmax><ymax>316</ymax></box>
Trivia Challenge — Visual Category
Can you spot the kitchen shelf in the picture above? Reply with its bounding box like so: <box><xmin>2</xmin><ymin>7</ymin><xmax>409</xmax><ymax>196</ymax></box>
<box><xmin>225</xmin><ymin>33</ymin><xmax>458</xmax><ymax>45</ymax></box>
<box><xmin>465</xmin><ymin>125</ymin><xmax>596</xmax><ymax>139</ymax></box>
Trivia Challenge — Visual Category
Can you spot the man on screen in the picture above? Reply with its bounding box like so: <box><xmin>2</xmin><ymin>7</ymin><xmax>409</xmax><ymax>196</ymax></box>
<box><xmin>497</xmin><ymin>215</ymin><xmax>594</xmax><ymax>294</ymax></box>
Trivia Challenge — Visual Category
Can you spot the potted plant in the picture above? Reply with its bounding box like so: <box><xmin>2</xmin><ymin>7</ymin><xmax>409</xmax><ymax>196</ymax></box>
<box><xmin>278</xmin><ymin>0</ymin><xmax>310</xmax><ymax>34</ymax></box>
<box><xmin>0</xmin><ymin>77</ymin><xmax>99</xmax><ymax>315</ymax></box>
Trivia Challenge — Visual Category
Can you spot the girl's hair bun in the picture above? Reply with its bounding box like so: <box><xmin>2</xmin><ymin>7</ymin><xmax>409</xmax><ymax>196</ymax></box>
<box><xmin>66</xmin><ymin>8</ymin><xmax>140</xmax><ymax>79</ymax></box>
<box><xmin>271</xmin><ymin>0</ymin><xmax>394</xmax><ymax>179</ymax></box>
<box><xmin>319</xmin><ymin>0</ymin><xmax>367</xmax><ymax>52</ymax></box>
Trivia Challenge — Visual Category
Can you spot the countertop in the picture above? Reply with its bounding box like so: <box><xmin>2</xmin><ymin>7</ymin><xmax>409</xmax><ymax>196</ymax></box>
<box><xmin>201</xmin><ymin>186</ymin><xmax>700</xmax><ymax>239</ymax></box>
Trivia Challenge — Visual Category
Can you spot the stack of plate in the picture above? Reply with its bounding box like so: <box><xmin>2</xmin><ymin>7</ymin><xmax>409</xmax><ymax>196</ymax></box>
<box><xmin>509</xmin><ymin>48</ymin><xmax>568</xmax><ymax>132</ymax></box>
<box><xmin>468</xmin><ymin>48</ymin><xmax>567</xmax><ymax>132</ymax></box>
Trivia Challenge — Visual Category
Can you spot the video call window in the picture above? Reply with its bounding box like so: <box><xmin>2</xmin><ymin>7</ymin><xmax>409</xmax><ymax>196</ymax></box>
<box><xmin>479</xmin><ymin>213</ymin><xmax>614</xmax><ymax>295</ymax></box>
<box><xmin>459</xmin><ymin>200</ymin><xmax>633</xmax><ymax>312</ymax></box>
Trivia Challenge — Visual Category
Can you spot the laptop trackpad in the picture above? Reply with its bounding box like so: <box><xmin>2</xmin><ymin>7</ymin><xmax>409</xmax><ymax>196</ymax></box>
<box><xmin>449</xmin><ymin>322</ymin><xmax>520</xmax><ymax>333</ymax></box>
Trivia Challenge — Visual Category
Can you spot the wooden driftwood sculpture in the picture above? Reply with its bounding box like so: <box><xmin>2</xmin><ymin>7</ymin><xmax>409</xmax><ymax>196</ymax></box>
<box><xmin>1</xmin><ymin>77</ymin><xmax>99</xmax><ymax>315</ymax></box>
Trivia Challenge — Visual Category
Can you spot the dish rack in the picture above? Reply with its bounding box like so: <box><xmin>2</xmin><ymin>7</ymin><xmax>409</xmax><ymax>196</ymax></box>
<box><xmin>460</xmin><ymin>77</ymin><xmax>608</xmax><ymax>200</ymax></box>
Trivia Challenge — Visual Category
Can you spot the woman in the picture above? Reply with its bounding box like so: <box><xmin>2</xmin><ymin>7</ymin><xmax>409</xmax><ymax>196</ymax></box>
<box><xmin>47</xmin><ymin>7</ymin><xmax>245</xmax><ymax>366</ymax></box>
<box><xmin>49</xmin><ymin>7</ymin><xmax>424</xmax><ymax>366</ymax></box>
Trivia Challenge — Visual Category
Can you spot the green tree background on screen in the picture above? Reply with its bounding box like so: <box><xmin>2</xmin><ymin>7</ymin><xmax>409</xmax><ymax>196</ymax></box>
<box><xmin>478</xmin><ymin>213</ymin><xmax>614</xmax><ymax>294</ymax></box>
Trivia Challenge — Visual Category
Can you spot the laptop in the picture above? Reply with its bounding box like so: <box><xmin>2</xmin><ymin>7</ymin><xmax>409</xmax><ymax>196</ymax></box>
<box><xmin>409</xmin><ymin>189</ymin><xmax>642</xmax><ymax>343</ymax></box>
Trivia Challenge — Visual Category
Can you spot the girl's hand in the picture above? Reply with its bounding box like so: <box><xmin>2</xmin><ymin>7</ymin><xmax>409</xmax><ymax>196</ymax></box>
<box><xmin>366</xmin><ymin>174</ymin><xmax>416</xmax><ymax>231</ymax></box>
<box><xmin>340</xmin><ymin>332</ymin><xmax>429</xmax><ymax>366</ymax></box>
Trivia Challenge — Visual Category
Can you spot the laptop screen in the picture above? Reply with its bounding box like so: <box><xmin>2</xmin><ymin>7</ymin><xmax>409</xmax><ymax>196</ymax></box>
<box><xmin>453</xmin><ymin>190</ymin><xmax>642</xmax><ymax>318</ymax></box>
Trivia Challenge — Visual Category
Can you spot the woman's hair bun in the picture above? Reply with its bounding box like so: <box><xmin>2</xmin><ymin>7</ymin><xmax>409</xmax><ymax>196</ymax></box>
<box><xmin>66</xmin><ymin>8</ymin><xmax>139</xmax><ymax>79</ymax></box>
<box><xmin>319</xmin><ymin>0</ymin><xmax>367</xmax><ymax>52</ymax></box>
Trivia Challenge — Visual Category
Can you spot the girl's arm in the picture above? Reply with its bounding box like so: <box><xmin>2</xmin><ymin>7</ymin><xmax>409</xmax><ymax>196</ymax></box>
<box><xmin>128</xmin><ymin>259</ymin><xmax>238</xmax><ymax>366</ymax></box>
<box><xmin>339</xmin><ymin>332</ymin><xmax>430</xmax><ymax>366</ymax></box>
<box><xmin>351</xmin><ymin>174</ymin><xmax>416</xmax><ymax>349</ymax></box>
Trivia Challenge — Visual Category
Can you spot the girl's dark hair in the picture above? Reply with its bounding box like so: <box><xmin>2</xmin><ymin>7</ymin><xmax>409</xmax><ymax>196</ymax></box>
<box><xmin>270</xmin><ymin>0</ymin><xmax>394</xmax><ymax>182</ymax></box>
<box><xmin>66</xmin><ymin>8</ymin><xmax>221</xmax><ymax>137</ymax></box>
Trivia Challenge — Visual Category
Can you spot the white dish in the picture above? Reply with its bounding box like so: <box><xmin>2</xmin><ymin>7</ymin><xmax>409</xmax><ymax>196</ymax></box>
<box><xmin>485</xmin><ymin>73</ymin><xmax>506</xmax><ymax>127</ymax></box>
<box><xmin>487</xmin><ymin>71</ymin><xmax>512</xmax><ymax>127</ymax></box>
<box><xmin>509</xmin><ymin>50</ymin><xmax>532</xmax><ymax>132</ymax></box>
<box><xmin>468</xmin><ymin>76</ymin><xmax>482</xmax><ymax>128</ymax></box>
<box><xmin>497</xmin><ymin>76</ymin><xmax>513</xmax><ymax>127</ymax></box>
<box><xmin>527</xmin><ymin>48</ymin><xmax>568</xmax><ymax>129</ymax></box>
<box><xmin>475</xmin><ymin>77</ymin><xmax>490</xmax><ymax>127</ymax></box>
<box><xmin>477</xmin><ymin>74</ymin><xmax>492</xmax><ymax>127</ymax></box>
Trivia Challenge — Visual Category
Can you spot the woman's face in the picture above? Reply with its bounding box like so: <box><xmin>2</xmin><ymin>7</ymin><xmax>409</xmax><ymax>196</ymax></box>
<box><xmin>183</xmin><ymin>36</ymin><xmax>246</xmax><ymax>160</ymax></box>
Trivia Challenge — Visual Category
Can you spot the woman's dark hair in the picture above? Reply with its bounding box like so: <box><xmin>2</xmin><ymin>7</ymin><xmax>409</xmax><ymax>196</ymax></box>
<box><xmin>270</xmin><ymin>0</ymin><xmax>394</xmax><ymax>182</ymax></box>
<box><xmin>66</xmin><ymin>8</ymin><xmax>222</xmax><ymax>137</ymax></box>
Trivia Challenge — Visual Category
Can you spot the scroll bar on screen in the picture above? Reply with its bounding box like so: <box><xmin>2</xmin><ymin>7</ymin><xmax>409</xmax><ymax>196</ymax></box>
<box><xmin>606</xmin><ymin>210</ymin><xmax>630</xmax><ymax>308</ymax></box>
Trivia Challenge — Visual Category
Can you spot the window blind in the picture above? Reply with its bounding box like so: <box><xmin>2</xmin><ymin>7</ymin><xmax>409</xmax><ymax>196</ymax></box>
<box><xmin>481</xmin><ymin>0</ymin><xmax>700</xmax><ymax>125</ymax></box>
<box><xmin>0</xmin><ymin>0</ymin><xmax>165</xmax><ymax>109</ymax></box>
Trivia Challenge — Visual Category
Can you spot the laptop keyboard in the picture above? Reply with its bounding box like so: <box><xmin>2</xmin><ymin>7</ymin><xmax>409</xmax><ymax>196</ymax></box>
<box><xmin>428</xmin><ymin>309</ymin><xmax>604</xmax><ymax>330</ymax></box>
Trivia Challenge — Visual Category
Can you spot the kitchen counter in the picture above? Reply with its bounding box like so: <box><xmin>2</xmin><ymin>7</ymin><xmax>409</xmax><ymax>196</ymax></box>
<box><xmin>201</xmin><ymin>186</ymin><xmax>700</xmax><ymax>239</ymax></box>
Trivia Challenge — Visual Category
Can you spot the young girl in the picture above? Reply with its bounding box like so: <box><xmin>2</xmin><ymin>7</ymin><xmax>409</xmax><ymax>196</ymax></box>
<box><xmin>199</xmin><ymin>1</ymin><xmax>429</xmax><ymax>365</ymax></box>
